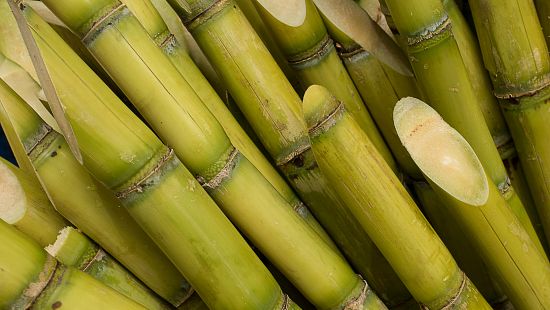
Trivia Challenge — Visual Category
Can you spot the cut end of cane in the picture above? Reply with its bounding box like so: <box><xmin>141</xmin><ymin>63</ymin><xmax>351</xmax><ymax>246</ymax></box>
<box><xmin>255</xmin><ymin>0</ymin><xmax>306</xmax><ymax>27</ymax></box>
<box><xmin>393</xmin><ymin>97</ymin><xmax>489</xmax><ymax>206</ymax></box>
<box><xmin>45</xmin><ymin>226</ymin><xmax>73</xmax><ymax>257</ymax></box>
<box><xmin>302</xmin><ymin>85</ymin><xmax>340</xmax><ymax>130</ymax></box>
<box><xmin>0</xmin><ymin>161</ymin><xmax>27</xmax><ymax>224</ymax></box>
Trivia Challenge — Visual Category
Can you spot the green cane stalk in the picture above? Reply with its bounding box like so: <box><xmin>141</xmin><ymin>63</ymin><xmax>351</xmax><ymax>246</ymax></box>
<box><xmin>468</xmin><ymin>0</ymin><xmax>550</xmax><ymax>249</ymax></box>
<box><xmin>233</xmin><ymin>0</ymin><xmax>300</xmax><ymax>87</ymax></box>
<box><xmin>0</xmin><ymin>74</ymin><xmax>192</xmax><ymax>306</ymax></box>
<box><xmin>383</xmin><ymin>0</ymin><xmax>543</xmax><ymax>253</ymax></box>
<box><xmin>303</xmin><ymin>85</ymin><xmax>490</xmax><ymax>309</ymax></box>
<box><xmin>445</xmin><ymin>0</ymin><xmax>549</xmax><ymax>253</ymax></box>
<box><xmin>0</xmin><ymin>157</ymin><xmax>175</xmax><ymax>309</ymax></box>
<box><xmin>165</xmin><ymin>0</ymin><xmax>413</xmax><ymax>306</ymax></box>
<box><xmin>15</xmin><ymin>3</ymin><xmax>291</xmax><ymax>308</ymax></box>
<box><xmin>254</xmin><ymin>0</ymin><xmax>398</xmax><ymax>172</ymax></box>
<box><xmin>394</xmin><ymin>97</ymin><xmax>550</xmax><ymax>309</ymax></box>
<box><xmin>412</xmin><ymin>182</ymin><xmax>508</xmax><ymax>305</ymax></box>
<box><xmin>322</xmin><ymin>2</ymin><xmax>540</xmax><ymax>297</ymax></box>
<box><xmin>0</xmin><ymin>220</ymin><xmax>147</xmax><ymax>310</ymax></box>
<box><xmin>37</xmin><ymin>1</ymin><xmax>397</xmax><ymax>307</ymax></box>
<box><xmin>121</xmin><ymin>0</ymin><xmax>331</xmax><ymax>243</ymax></box>
<box><xmin>41</xmin><ymin>0</ymin><xmax>334</xmax><ymax>248</ymax></box>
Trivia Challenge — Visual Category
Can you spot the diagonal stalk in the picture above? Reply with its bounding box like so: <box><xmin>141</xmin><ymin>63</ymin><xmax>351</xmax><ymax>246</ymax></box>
<box><xmin>395</xmin><ymin>97</ymin><xmax>550</xmax><ymax>309</ymax></box>
<box><xmin>165</xmin><ymin>0</ymin><xmax>413</xmax><ymax>306</ymax></box>
<box><xmin>303</xmin><ymin>85</ymin><xmax>490</xmax><ymax>309</ymax></box>
<box><xmin>468</xmin><ymin>0</ymin><xmax>550</xmax><ymax>249</ymax></box>
<box><xmin>0</xmin><ymin>73</ymin><xmax>193</xmax><ymax>306</ymax></box>
<box><xmin>383</xmin><ymin>0</ymin><xmax>544</xmax><ymax>254</ymax></box>
<box><xmin>254</xmin><ymin>0</ymin><xmax>398</xmax><ymax>172</ymax></box>
<box><xmin>318</xmin><ymin>0</ymin><xmax>423</xmax><ymax>180</ymax></box>
<box><xmin>446</xmin><ymin>0</ymin><xmax>549</xmax><ymax>253</ymax></box>
<box><xmin>122</xmin><ymin>0</ymin><xmax>328</xmax><ymax>242</ymax></box>
<box><xmin>0</xmin><ymin>157</ymin><xmax>175</xmax><ymax>309</ymax></box>
<box><xmin>15</xmin><ymin>3</ymin><xmax>288</xmax><ymax>308</ymax></box>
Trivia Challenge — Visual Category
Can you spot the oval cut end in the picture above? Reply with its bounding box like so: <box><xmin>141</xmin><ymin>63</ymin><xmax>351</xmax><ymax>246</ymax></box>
<box><xmin>255</xmin><ymin>0</ymin><xmax>306</xmax><ymax>27</ymax></box>
<box><xmin>0</xmin><ymin>162</ymin><xmax>27</xmax><ymax>223</ymax></box>
<box><xmin>394</xmin><ymin>97</ymin><xmax>489</xmax><ymax>206</ymax></box>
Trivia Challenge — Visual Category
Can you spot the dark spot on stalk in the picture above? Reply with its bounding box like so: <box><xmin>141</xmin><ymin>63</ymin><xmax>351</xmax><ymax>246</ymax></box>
<box><xmin>50</xmin><ymin>151</ymin><xmax>57</xmax><ymax>158</ymax></box>
<box><xmin>290</xmin><ymin>154</ymin><xmax>305</xmax><ymax>168</ymax></box>
<box><xmin>51</xmin><ymin>301</ymin><xmax>62</xmax><ymax>309</ymax></box>
<box><xmin>58</xmin><ymin>145</ymin><xmax>61</xmax><ymax>149</ymax></box>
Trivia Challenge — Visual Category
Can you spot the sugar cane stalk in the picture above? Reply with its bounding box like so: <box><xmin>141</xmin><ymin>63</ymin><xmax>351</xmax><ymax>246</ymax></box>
<box><xmin>122</xmin><ymin>0</ymin><xmax>329</xmax><ymax>242</ymax></box>
<box><xmin>0</xmin><ymin>157</ymin><xmax>174</xmax><ymax>309</ymax></box>
<box><xmin>18</xmin><ymin>2</ymin><xmax>305</xmax><ymax>308</ymax></box>
<box><xmin>303</xmin><ymin>85</ymin><xmax>490</xmax><ymax>309</ymax></box>
<box><xmin>165</xmin><ymin>0</ymin><xmax>413</xmax><ymax>306</ymax></box>
<box><xmin>0</xmin><ymin>73</ymin><xmax>193</xmax><ymax>306</ymax></box>
<box><xmin>394</xmin><ymin>97</ymin><xmax>550</xmax><ymax>309</ymax></box>
<box><xmin>468</xmin><ymin>0</ymin><xmax>550</xmax><ymax>248</ymax></box>
<box><xmin>445</xmin><ymin>0</ymin><xmax>549</xmax><ymax>253</ymax></box>
<box><xmin>383</xmin><ymin>0</ymin><xmax>544</xmax><ymax>253</ymax></box>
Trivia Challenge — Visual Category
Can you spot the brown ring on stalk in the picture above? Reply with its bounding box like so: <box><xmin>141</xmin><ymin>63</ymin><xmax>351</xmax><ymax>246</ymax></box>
<box><xmin>407</xmin><ymin>15</ymin><xmax>450</xmax><ymax>48</ymax></box>
<box><xmin>307</xmin><ymin>101</ymin><xmax>345</xmax><ymax>138</ymax></box>
<box><xmin>81</xmin><ymin>2</ymin><xmax>127</xmax><ymax>44</ymax></box>
<box><xmin>420</xmin><ymin>271</ymin><xmax>466</xmax><ymax>310</ymax></box>
<box><xmin>27</xmin><ymin>126</ymin><xmax>58</xmax><ymax>162</ymax></box>
<box><xmin>336</xmin><ymin>43</ymin><xmax>369</xmax><ymax>59</ymax></box>
<box><xmin>494</xmin><ymin>77</ymin><xmax>550</xmax><ymax>100</ymax></box>
<box><xmin>197</xmin><ymin>147</ymin><xmax>239</xmax><ymax>190</ymax></box>
<box><xmin>275</xmin><ymin>143</ymin><xmax>311</xmax><ymax>167</ymax></box>
<box><xmin>25</xmin><ymin>123</ymin><xmax>52</xmax><ymax>155</ymax></box>
<box><xmin>20</xmin><ymin>256</ymin><xmax>58</xmax><ymax>309</ymax></box>
<box><xmin>287</xmin><ymin>34</ymin><xmax>333</xmax><ymax>68</ymax></box>
<box><xmin>185</xmin><ymin>0</ymin><xmax>230</xmax><ymax>31</ymax></box>
<box><xmin>116</xmin><ymin>148</ymin><xmax>175</xmax><ymax>199</ymax></box>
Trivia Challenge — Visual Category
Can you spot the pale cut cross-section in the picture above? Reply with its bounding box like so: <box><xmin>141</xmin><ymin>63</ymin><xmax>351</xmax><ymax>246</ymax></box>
<box><xmin>255</xmin><ymin>0</ymin><xmax>307</xmax><ymax>27</ymax></box>
<box><xmin>394</xmin><ymin>97</ymin><xmax>489</xmax><ymax>206</ymax></box>
<box><xmin>0</xmin><ymin>162</ymin><xmax>26</xmax><ymax>223</ymax></box>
